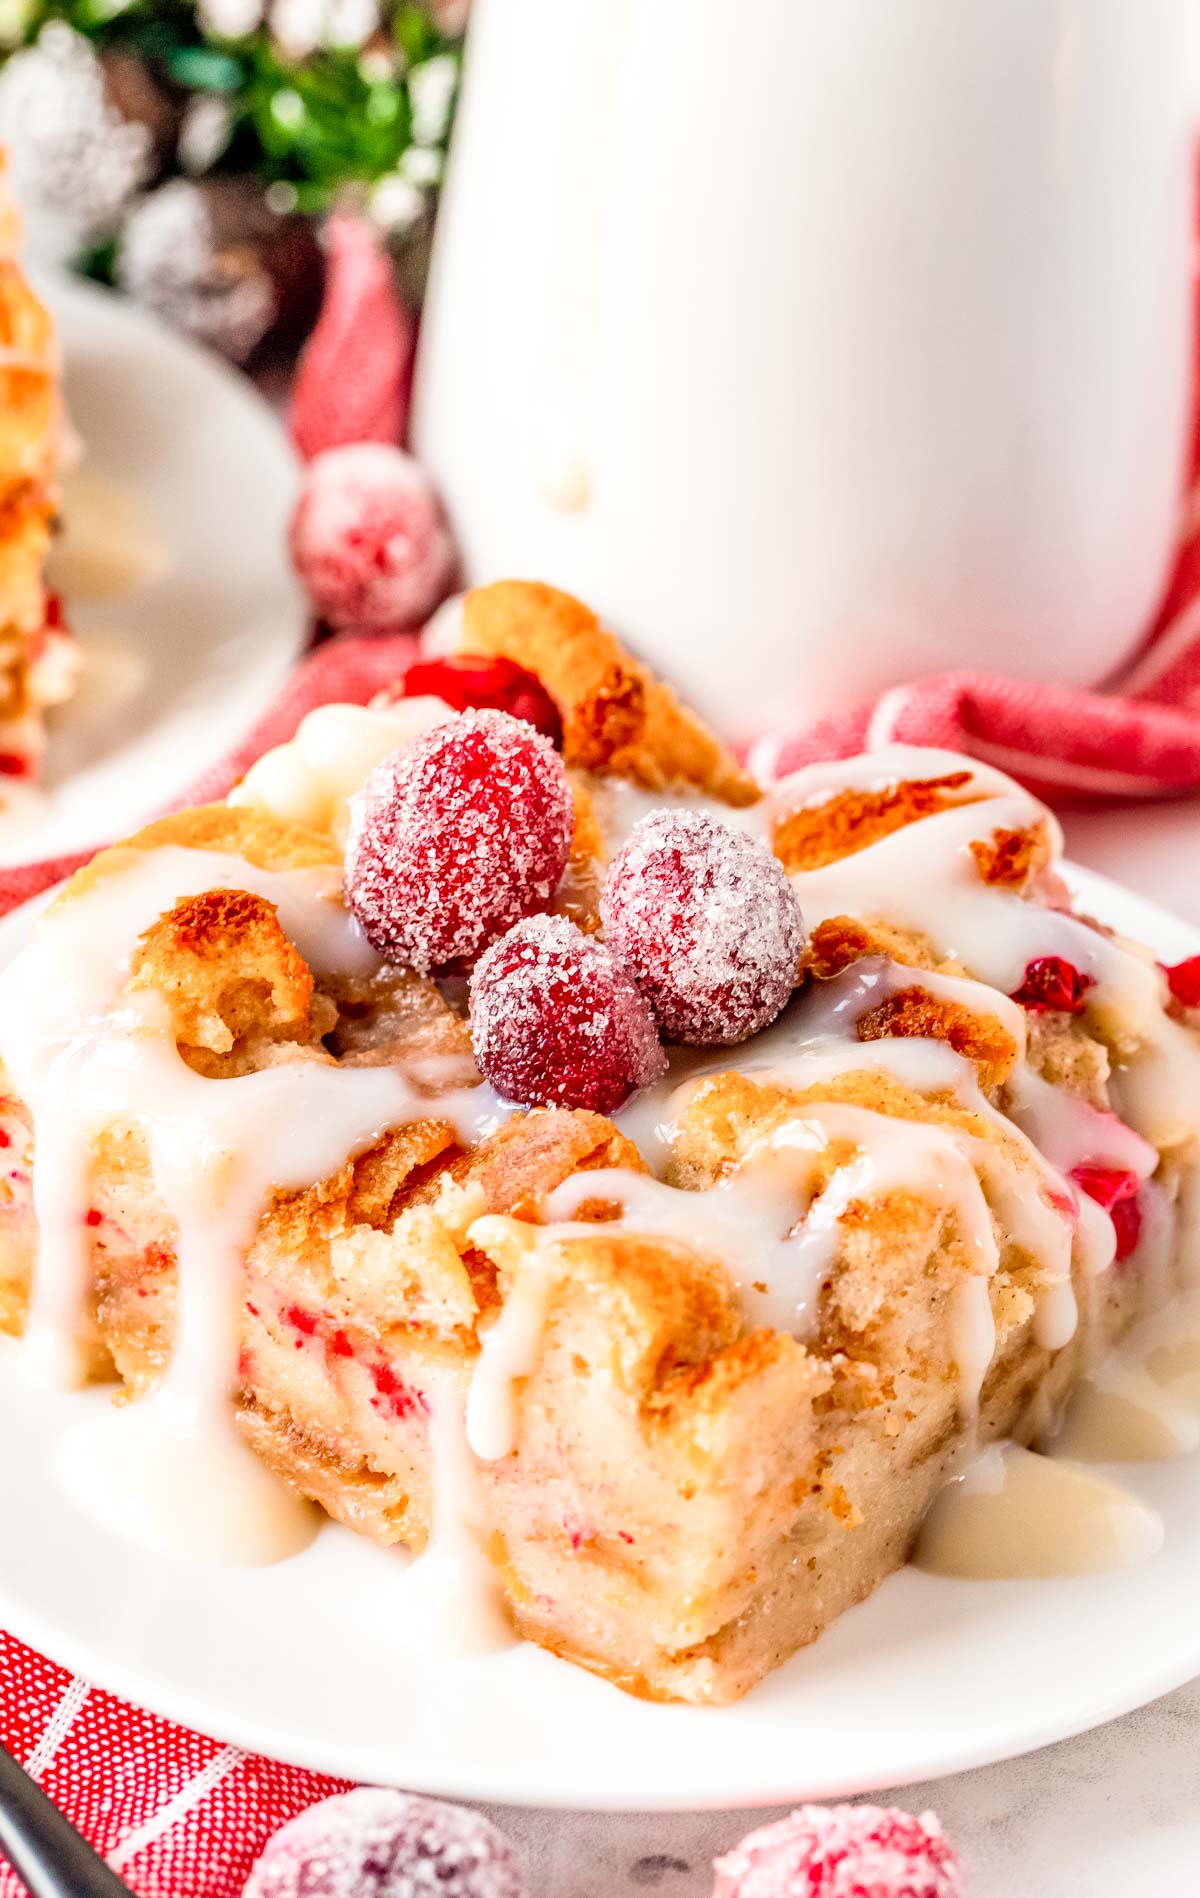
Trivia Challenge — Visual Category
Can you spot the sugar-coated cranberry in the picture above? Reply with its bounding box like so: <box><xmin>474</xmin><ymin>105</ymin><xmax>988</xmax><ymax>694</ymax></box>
<box><xmin>344</xmin><ymin>709</ymin><xmax>573</xmax><ymax>972</ymax></box>
<box><xmin>600</xmin><ymin>809</ymin><xmax>805</xmax><ymax>1046</ymax></box>
<box><xmin>712</xmin><ymin>1804</ymin><xmax>963</xmax><ymax>1898</ymax></box>
<box><xmin>243</xmin><ymin>1788</ymin><xmax>524</xmax><ymax>1898</ymax></box>
<box><xmin>400</xmin><ymin>656</ymin><xmax>563</xmax><ymax>749</ymax></box>
<box><xmin>289</xmin><ymin>443</ymin><xmax>455</xmax><ymax>630</ymax></box>
<box><xmin>1010</xmin><ymin>955</ymin><xmax>1095</xmax><ymax>1014</ymax></box>
<box><xmin>1071</xmin><ymin>1164</ymin><xmax>1142</xmax><ymax>1261</ymax></box>
<box><xmin>1163</xmin><ymin>954</ymin><xmax>1200</xmax><ymax>1010</ymax></box>
<box><xmin>469</xmin><ymin>913</ymin><xmax>666</xmax><ymax>1112</ymax></box>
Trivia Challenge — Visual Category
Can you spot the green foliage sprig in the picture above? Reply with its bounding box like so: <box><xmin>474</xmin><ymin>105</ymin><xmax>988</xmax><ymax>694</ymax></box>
<box><xmin>10</xmin><ymin>0</ymin><xmax>461</xmax><ymax>219</ymax></box>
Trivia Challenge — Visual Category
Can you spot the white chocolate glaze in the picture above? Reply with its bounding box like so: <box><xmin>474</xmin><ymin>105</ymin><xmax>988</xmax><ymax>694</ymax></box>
<box><xmin>618</xmin><ymin>955</ymin><xmax>1086</xmax><ymax>1370</ymax></box>
<box><xmin>763</xmin><ymin>745</ymin><xmax>1038</xmax><ymax>815</ymax></box>
<box><xmin>546</xmin><ymin>1099</ymin><xmax>1009</xmax><ymax>1417</ymax></box>
<box><xmin>785</xmin><ymin>795</ymin><xmax>1150</xmax><ymax>1012</ymax></box>
<box><xmin>0</xmin><ymin>846</ymin><xmax>500</xmax><ymax>1564</ymax></box>
<box><xmin>230</xmin><ymin>696</ymin><xmax>453</xmax><ymax>839</ymax></box>
<box><xmin>1055</xmin><ymin>1295</ymin><xmax>1200</xmax><ymax>1464</ymax></box>
<box><xmin>765</xmin><ymin>750</ymin><xmax>1191</xmax><ymax>1145</ymax></box>
<box><xmin>1006</xmin><ymin>1066</ymin><xmax>1160</xmax><ymax>1179</ymax></box>
<box><xmin>465</xmin><ymin>1215</ymin><xmax>555</xmax><ymax>1462</ymax></box>
<box><xmin>914</xmin><ymin>1442</ymin><xmax>1164</xmax><ymax>1580</ymax></box>
<box><xmin>58</xmin><ymin>1385</ymin><xmax>320</xmax><ymax>1567</ymax></box>
<box><xmin>403</xmin><ymin>1380</ymin><xmax>515</xmax><ymax>1654</ymax></box>
<box><xmin>949</xmin><ymin>1276</ymin><xmax>998</xmax><ymax>1424</ymax></box>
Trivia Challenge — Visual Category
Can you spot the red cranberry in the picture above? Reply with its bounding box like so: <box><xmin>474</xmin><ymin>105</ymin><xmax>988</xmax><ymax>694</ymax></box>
<box><xmin>1010</xmin><ymin>955</ymin><xmax>1095</xmax><ymax>1014</ymax></box>
<box><xmin>600</xmin><ymin>809</ymin><xmax>805</xmax><ymax>1045</ymax></box>
<box><xmin>469</xmin><ymin>913</ymin><xmax>666</xmax><ymax>1113</ymax></box>
<box><xmin>401</xmin><ymin>655</ymin><xmax>563</xmax><ymax>749</ymax></box>
<box><xmin>1069</xmin><ymin>1164</ymin><xmax>1140</xmax><ymax>1212</ymax></box>
<box><xmin>288</xmin><ymin>442</ymin><xmax>453</xmax><ymax>629</ymax></box>
<box><xmin>1163</xmin><ymin>954</ymin><xmax>1200</xmax><ymax>1009</ymax></box>
<box><xmin>1109</xmin><ymin>1195</ymin><xmax>1143</xmax><ymax>1262</ymax></box>
<box><xmin>1071</xmin><ymin>1164</ymin><xmax>1142</xmax><ymax>1262</ymax></box>
<box><xmin>243</xmin><ymin>1788</ymin><xmax>524</xmax><ymax>1898</ymax></box>
<box><xmin>344</xmin><ymin>709</ymin><xmax>573</xmax><ymax>972</ymax></box>
<box><xmin>713</xmin><ymin>1803</ymin><xmax>963</xmax><ymax>1898</ymax></box>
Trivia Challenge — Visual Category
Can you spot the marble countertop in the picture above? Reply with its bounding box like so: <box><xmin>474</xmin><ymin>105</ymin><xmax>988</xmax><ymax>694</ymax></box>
<box><xmin>493</xmin><ymin>800</ymin><xmax>1200</xmax><ymax>1898</ymax></box>
<box><xmin>491</xmin><ymin>1675</ymin><xmax>1200</xmax><ymax>1894</ymax></box>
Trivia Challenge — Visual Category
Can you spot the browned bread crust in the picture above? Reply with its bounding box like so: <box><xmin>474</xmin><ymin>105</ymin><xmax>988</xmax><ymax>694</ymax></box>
<box><xmin>457</xmin><ymin>580</ymin><xmax>759</xmax><ymax>804</ymax></box>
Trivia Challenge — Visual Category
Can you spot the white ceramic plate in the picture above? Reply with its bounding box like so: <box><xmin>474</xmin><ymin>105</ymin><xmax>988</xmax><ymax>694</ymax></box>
<box><xmin>0</xmin><ymin>272</ymin><xmax>305</xmax><ymax>865</ymax></box>
<box><xmin>0</xmin><ymin>864</ymin><xmax>1198</xmax><ymax>1812</ymax></box>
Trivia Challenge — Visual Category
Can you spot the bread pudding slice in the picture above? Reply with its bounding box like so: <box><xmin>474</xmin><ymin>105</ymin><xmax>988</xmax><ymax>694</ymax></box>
<box><xmin>0</xmin><ymin>581</ymin><xmax>1197</xmax><ymax>1706</ymax></box>
<box><xmin>0</xmin><ymin>160</ymin><xmax>76</xmax><ymax>786</ymax></box>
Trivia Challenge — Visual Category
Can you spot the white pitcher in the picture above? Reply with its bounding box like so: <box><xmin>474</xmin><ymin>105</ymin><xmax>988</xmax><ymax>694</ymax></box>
<box><xmin>413</xmin><ymin>0</ymin><xmax>1200</xmax><ymax>734</ymax></box>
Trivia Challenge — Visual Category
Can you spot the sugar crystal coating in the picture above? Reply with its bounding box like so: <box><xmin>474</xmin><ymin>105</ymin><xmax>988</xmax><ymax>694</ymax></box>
<box><xmin>289</xmin><ymin>443</ymin><xmax>454</xmax><ymax>630</ymax></box>
<box><xmin>243</xmin><ymin>1787</ymin><xmax>525</xmax><ymax>1898</ymax></box>
<box><xmin>601</xmin><ymin>809</ymin><xmax>805</xmax><ymax>1045</ymax></box>
<box><xmin>712</xmin><ymin>1804</ymin><xmax>963</xmax><ymax>1898</ymax></box>
<box><xmin>344</xmin><ymin>709</ymin><xmax>573</xmax><ymax>972</ymax></box>
<box><xmin>469</xmin><ymin>912</ymin><xmax>666</xmax><ymax>1112</ymax></box>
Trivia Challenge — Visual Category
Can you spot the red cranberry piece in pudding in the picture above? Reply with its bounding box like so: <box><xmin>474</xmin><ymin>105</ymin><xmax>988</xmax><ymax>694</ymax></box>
<box><xmin>243</xmin><ymin>1788</ymin><xmax>524</xmax><ymax>1898</ymax></box>
<box><xmin>712</xmin><ymin>1803</ymin><xmax>963</xmax><ymax>1898</ymax></box>
<box><xmin>1109</xmin><ymin>1195</ymin><xmax>1143</xmax><ymax>1261</ymax></box>
<box><xmin>1070</xmin><ymin>1164</ymin><xmax>1143</xmax><ymax>1261</ymax></box>
<box><xmin>401</xmin><ymin>655</ymin><xmax>563</xmax><ymax>749</ymax></box>
<box><xmin>601</xmin><ymin>808</ymin><xmax>805</xmax><ymax>1045</ymax></box>
<box><xmin>469</xmin><ymin>913</ymin><xmax>666</xmax><ymax>1113</ymax></box>
<box><xmin>1010</xmin><ymin>955</ymin><xmax>1095</xmax><ymax>1014</ymax></box>
<box><xmin>1163</xmin><ymin>954</ymin><xmax>1200</xmax><ymax>1009</ymax></box>
<box><xmin>344</xmin><ymin>708</ymin><xmax>573</xmax><ymax>973</ymax></box>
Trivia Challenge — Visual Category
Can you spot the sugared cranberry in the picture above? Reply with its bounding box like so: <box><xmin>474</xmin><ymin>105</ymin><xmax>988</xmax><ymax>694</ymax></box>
<box><xmin>344</xmin><ymin>709</ymin><xmax>573</xmax><ymax>972</ymax></box>
<box><xmin>600</xmin><ymin>809</ymin><xmax>805</xmax><ymax>1046</ymax></box>
<box><xmin>1163</xmin><ymin>954</ymin><xmax>1200</xmax><ymax>1010</ymax></box>
<box><xmin>469</xmin><ymin>913</ymin><xmax>666</xmax><ymax>1112</ymax></box>
<box><xmin>1071</xmin><ymin>1164</ymin><xmax>1142</xmax><ymax>1261</ymax></box>
<box><xmin>1010</xmin><ymin>955</ymin><xmax>1095</xmax><ymax>1014</ymax></box>
<box><xmin>401</xmin><ymin>655</ymin><xmax>563</xmax><ymax>749</ymax></box>
<box><xmin>289</xmin><ymin>442</ymin><xmax>455</xmax><ymax>630</ymax></box>
<box><xmin>713</xmin><ymin>1804</ymin><xmax>963</xmax><ymax>1898</ymax></box>
<box><xmin>243</xmin><ymin>1788</ymin><xmax>524</xmax><ymax>1898</ymax></box>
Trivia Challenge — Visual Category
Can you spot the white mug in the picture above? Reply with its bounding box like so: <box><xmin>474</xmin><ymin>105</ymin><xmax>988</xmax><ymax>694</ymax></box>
<box><xmin>414</xmin><ymin>0</ymin><xmax>1200</xmax><ymax>734</ymax></box>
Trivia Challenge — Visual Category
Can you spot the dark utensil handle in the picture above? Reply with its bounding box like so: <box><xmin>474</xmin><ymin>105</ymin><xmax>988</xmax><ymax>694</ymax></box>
<box><xmin>0</xmin><ymin>1740</ymin><xmax>132</xmax><ymax>1897</ymax></box>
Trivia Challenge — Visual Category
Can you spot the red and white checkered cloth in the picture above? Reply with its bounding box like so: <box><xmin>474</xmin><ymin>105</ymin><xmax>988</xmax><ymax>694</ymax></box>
<box><xmin>5</xmin><ymin>183</ymin><xmax>1200</xmax><ymax>1895</ymax></box>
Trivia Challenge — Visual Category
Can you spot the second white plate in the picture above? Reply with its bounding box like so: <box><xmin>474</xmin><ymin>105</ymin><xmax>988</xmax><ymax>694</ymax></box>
<box><xmin>0</xmin><ymin>272</ymin><xmax>306</xmax><ymax>865</ymax></box>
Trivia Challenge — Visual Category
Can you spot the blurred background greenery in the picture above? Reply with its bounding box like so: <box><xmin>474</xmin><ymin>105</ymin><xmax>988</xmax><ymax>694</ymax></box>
<box><xmin>0</xmin><ymin>0</ymin><xmax>466</xmax><ymax>358</ymax></box>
